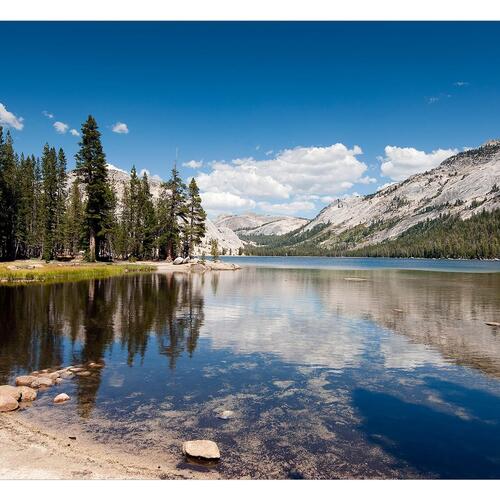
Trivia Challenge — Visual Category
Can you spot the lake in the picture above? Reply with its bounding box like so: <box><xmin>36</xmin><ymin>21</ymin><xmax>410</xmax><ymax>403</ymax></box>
<box><xmin>1</xmin><ymin>257</ymin><xmax>500</xmax><ymax>478</ymax></box>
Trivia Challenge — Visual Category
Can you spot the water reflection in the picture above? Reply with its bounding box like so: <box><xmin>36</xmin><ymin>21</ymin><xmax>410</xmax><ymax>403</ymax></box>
<box><xmin>1</xmin><ymin>266</ymin><xmax>500</xmax><ymax>478</ymax></box>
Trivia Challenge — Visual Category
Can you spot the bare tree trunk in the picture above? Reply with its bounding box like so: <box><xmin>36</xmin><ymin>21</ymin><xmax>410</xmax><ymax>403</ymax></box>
<box><xmin>89</xmin><ymin>228</ymin><xmax>96</xmax><ymax>262</ymax></box>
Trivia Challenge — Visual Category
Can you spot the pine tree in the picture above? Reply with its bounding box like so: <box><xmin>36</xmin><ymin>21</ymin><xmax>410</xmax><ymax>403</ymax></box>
<box><xmin>74</xmin><ymin>116</ymin><xmax>113</xmax><ymax>261</ymax></box>
<box><xmin>41</xmin><ymin>144</ymin><xmax>59</xmax><ymax>261</ymax></box>
<box><xmin>182</xmin><ymin>177</ymin><xmax>206</xmax><ymax>257</ymax></box>
<box><xmin>63</xmin><ymin>180</ymin><xmax>84</xmax><ymax>257</ymax></box>
<box><xmin>54</xmin><ymin>148</ymin><xmax>68</xmax><ymax>256</ymax></box>
<box><xmin>210</xmin><ymin>238</ymin><xmax>219</xmax><ymax>262</ymax></box>
<box><xmin>139</xmin><ymin>172</ymin><xmax>157</xmax><ymax>259</ymax></box>
<box><xmin>0</xmin><ymin>128</ymin><xmax>19</xmax><ymax>260</ymax></box>
<box><xmin>157</xmin><ymin>165</ymin><xmax>187</xmax><ymax>260</ymax></box>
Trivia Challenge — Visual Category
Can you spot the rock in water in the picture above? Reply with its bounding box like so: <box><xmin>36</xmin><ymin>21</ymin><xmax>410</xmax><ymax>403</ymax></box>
<box><xmin>0</xmin><ymin>385</ymin><xmax>22</xmax><ymax>401</ymax></box>
<box><xmin>0</xmin><ymin>394</ymin><xmax>19</xmax><ymax>412</ymax></box>
<box><xmin>15</xmin><ymin>375</ymin><xmax>37</xmax><ymax>387</ymax></box>
<box><xmin>173</xmin><ymin>257</ymin><xmax>184</xmax><ymax>265</ymax></box>
<box><xmin>54</xmin><ymin>393</ymin><xmax>70</xmax><ymax>403</ymax></box>
<box><xmin>76</xmin><ymin>370</ymin><xmax>91</xmax><ymax>377</ymax></box>
<box><xmin>31</xmin><ymin>377</ymin><xmax>54</xmax><ymax>388</ymax></box>
<box><xmin>218</xmin><ymin>410</ymin><xmax>235</xmax><ymax>420</ymax></box>
<box><xmin>182</xmin><ymin>440</ymin><xmax>221</xmax><ymax>460</ymax></box>
<box><xmin>20</xmin><ymin>386</ymin><xmax>37</xmax><ymax>402</ymax></box>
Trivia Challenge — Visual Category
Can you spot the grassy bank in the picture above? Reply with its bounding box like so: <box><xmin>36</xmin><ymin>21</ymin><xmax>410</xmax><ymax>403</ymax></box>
<box><xmin>0</xmin><ymin>261</ymin><xmax>155</xmax><ymax>285</ymax></box>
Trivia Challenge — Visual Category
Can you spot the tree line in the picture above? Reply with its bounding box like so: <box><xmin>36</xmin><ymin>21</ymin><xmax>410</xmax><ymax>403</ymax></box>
<box><xmin>0</xmin><ymin>115</ymin><xmax>206</xmax><ymax>262</ymax></box>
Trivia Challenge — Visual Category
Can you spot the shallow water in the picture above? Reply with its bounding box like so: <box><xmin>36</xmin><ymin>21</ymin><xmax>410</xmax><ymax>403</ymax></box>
<box><xmin>1</xmin><ymin>259</ymin><xmax>500</xmax><ymax>478</ymax></box>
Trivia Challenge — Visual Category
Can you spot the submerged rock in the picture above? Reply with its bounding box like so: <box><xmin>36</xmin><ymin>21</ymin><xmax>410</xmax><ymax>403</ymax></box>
<box><xmin>173</xmin><ymin>257</ymin><xmax>184</xmax><ymax>265</ymax></box>
<box><xmin>0</xmin><ymin>385</ymin><xmax>22</xmax><ymax>401</ymax></box>
<box><xmin>217</xmin><ymin>410</ymin><xmax>235</xmax><ymax>420</ymax></box>
<box><xmin>0</xmin><ymin>394</ymin><xmax>19</xmax><ymax>412</ymax></box>
<box><xmin>182</xmin><ymin>440</ymin><xmax>221</xmax><ymax>460</ymax></box>
<box><xmin>54</xmin><ymin>393</ymin><xmax>70</xmax><ymax>404</ymax></box>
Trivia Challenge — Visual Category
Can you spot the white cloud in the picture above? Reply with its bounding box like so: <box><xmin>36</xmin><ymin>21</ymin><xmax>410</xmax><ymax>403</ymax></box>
<box><xmin>201</xmin><ymin>191</ymin><xmax>256</xmax><ymax>212</ymax></box>
<box><xmin>53</xmin><ymin>121</ymin><xmax>69</xmax><ymax>134</ymax></box>
<box><xmin>196</xmin><ymin>144</ymin><xmax>368</xmax><ymax>201</ymax></box>
<box><xmin>257</xmin><ymin>200</ymin><xmax>316</xmax><ymax>215</ymax></box>
<box><xmin>112</xmin><ymin>122</ymin><xmax>129</xmax><ymax>134</ymax></box>
<box><xmin>380</xmin><ymin>146</ymin><xmax>458</xmax><ymax>181</ymax></box>
<box><xmin>70</xmin><ymin>128</ymin><xmax>80</xmax><ymax>137</ymax></box>
<box><xmin>183</xmin><ymin>159</ymin><xmax>203</xmax><ymax>169</ymax></box>
<box><xmin>42</xmin><ymin>110</ymin><xmax>54</xmax><ymax>119</ymax></box>
<box><xmin>454</xmin><ymin>81</ymin><xmax>470</xmax><ymax>87</ymax></box>
<box><xmin>0</xmin><ymin>103</ymin><xmax>24</xmax><ymax>130</ymax></box>
<box><xmin>139</xmin><ymin>168</ymin><xmax>162</xmax><ymax>182</ymax></box>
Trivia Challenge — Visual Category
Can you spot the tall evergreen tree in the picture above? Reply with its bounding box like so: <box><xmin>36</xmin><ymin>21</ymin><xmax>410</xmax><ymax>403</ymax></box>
<box><xmin>157</xmin><ymin>165</ymin><xmax>187</xmax><ymax>260</ymax></box>
<box><xmin>54</xmin><ymin>148</ymin><xmax>68</xmax><ymax>256</ymax></box>
<box><xmin>63</xmin><ymin>180</ymin><xmax>84</xmax><ymax>257</ymax></box>
<box><xmin>0</xmin><ymin>128</ymin><xmax>19</xmax><ymax>260</ymax></box>
<box><xmin>74</xmin><ymin>116</ymin><xmax>113</xmax><ymax>261</ymax></box>
<box><xmin>182</xmin><ymin>178</ymin><xmax>206</xmax><ymax>256</ymax></box>
<box><xmin>41</xmin><ymin>144</ymin><xmax>59</xmax><ymax>261</ymax></box>
<box><xmin>139</xmin><ymin>172</ymin><xmax>157</xmax><ymax>260</ymax></box>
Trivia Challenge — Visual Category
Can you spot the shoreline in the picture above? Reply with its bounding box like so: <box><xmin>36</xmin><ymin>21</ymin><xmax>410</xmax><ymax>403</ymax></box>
<box><xmin>0</xmin><ymin>411</ymin><xmax>217</xmax><ymax>480</ymax></box>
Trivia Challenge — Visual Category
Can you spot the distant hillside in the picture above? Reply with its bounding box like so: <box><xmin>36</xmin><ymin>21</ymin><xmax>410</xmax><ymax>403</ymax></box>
<box><xmin>215</xmin><ymin>213</ymin><xmax>308</xmax><ymax>238</ymax></box>
<box><xmin>245</xmin><ymin>140</ymin><xmax>500</xmax><ymax>258</ymax></box>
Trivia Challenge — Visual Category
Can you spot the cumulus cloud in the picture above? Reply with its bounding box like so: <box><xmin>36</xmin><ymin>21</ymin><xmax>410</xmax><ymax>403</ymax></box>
<box><xmin>0</xmin><ymin>103</ymin><xmax>24</xmax><ymax>130</ymax></box>
<box><xmin>380</xmin><ymin>146</ymin><xmax>458</xmax><ymax>181</ymax></box>
<box><xmin>112</xmin><ymin>122</ymin><xmax>129</xmax><ymax>134</ymax></box>
<box><xmin>53</xmin><ymin>121</ymin><xmax>69</xmax><ymax>134</ymax></box>
<box><xmin>201</xmin><ymin>191</ymin><xmax>256</xmax><ymax>212</ymax></box>
<box><xmin>70</xmin><ymin>128</ymin><xmax>80</xmax><ymax>137</ymax></box>
<box><xmin>42</xmin><ymin>110</ymin><xmax>54</xmax><ymax>119</ymax></box>
<box><xmin>195</xmin><ymin>144</ymin><xmax>369</xmax><ymax>216</ymax></box>
<box><xmin>197</xmin><ymin>144</ymin><xmax>367</xmax><ymax>198</ymax></box>
<box><xmin>257</xmin><ymin>200</ymin><xmax>316</xmax><ymax>215</ymax></box>
<box><xmin>183</xmin><ymin>159</ymin><xmax>203</xmax><ymax>169</ymax></box>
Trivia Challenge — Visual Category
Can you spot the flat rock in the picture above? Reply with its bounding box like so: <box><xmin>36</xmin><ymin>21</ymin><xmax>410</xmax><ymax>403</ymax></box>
<box><xmin>485</xmin><ymin>321</ymin><xmax>500</xmax><ymax>327</ymax></box>
<box><xmin>0</xmin><ymin>394</ymin><xmax>19</xmax><ymax>412</ymax></box>
<box><xmin>0</xmin><ymin>385</ymin><xmax>22</xmax><ymax>401</ymax></box>
<box><xmin>182</xmin><ymin>440</ymin><xmax>220</xmax><ymax>460</ymax></box>
<box><xmin>218</xmin><ymin>410</ymin><xmax>235</xmax><ymax>420</ymax></box>
<box><xmin>344</xmin><ymin>277</ymin><xmax>368</xmax><ymax>282</ymax></box>
<box><xmin>31</xmin><ymin>377</ymin><xmax>53</xmax><ymax>388</ymax></box>
<box><xmin>54</xmin><ymin>393</ymin><xmax>70</xmax><ymax>403</ymax></box>
<box><xmin>20</xmin><ymin>386</ymin><xmax>37</xmax><ymax>402</ymax></box>
<box><xmin>15</xmin><ymin>375</ymin><xmax>37</xmax><ymax>387</ymax></box>
<box><xmin>68</xmin><ymin>367</ymin><xmax>86</xmax><ymax>373</ymax></box>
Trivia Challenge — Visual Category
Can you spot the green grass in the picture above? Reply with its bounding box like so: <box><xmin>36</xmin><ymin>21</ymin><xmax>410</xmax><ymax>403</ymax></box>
<box><xmin>0</xmin><ymin>262</ymin><xmax>155</xmax><ymax>286</ymax></box>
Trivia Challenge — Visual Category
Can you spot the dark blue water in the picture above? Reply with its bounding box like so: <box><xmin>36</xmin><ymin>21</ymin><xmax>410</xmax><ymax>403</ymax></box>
<box><xmin>1</xmin><ymin>262</ymin><xmax>499</xmax><ymax>478</ymax></box>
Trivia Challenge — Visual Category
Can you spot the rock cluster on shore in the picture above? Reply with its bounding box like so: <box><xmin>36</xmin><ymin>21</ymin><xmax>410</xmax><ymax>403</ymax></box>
<box><xmin>0</xmin><ymin>360</ymin><xmax>104</xmax><ymax>412</ymax></box>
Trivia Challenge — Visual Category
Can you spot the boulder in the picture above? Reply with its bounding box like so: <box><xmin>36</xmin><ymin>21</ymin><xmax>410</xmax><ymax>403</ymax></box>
<box><xmin>31</xmin><ymin>377</ymin><xmax>53</xmax><ymax>388</ymax></box>
<box><xmin>76</xmin><ymin>370</ymin><xmax>91</xmax><ymax>377</ymax></box>
<box><xmin>182</xmin><ymin>257</ymin><xmax>190</xmax><ymax>264</ymax></box>
<box><xmin>15</xmin><ymin>375</ymin><xmax>37</xmax><ymax>387</ymax></box>
<box><xmin>182</xmin><ymin>440</ymin><xmax>220</xmax><ymax>460</ymax></box>
<box><xmin>173</xmin><ymin>257</ymin><xmax>184</xmax><ymax>265</ymax></box>
<box><xmin>46</xmin><ymin>371</ymin><xmax>61</xmax><ymax>380</ymax></box>
<box><xmin>59</xmin><ymin>371</ymin><xmax>74</xmax><ymax>380</ymax></box>
<box><xmin>0</xmin><ymin>385</ymin><xmax>22</xmax><ymax>401</ymax></box>
<box><xmin>20</xmin><ymin>386</ymin><xmax>37</xmax><ymax>402</ymax></box>
<box><xmin>54</xmin><ymin>393</ymin><xmax>70</xmax><ymax>404</ymax></box>
<box><xmin>55</xmin><ymin>377</ymin><xmax>63</xmax><ymax>384</ymax></box>
<box><xmin>0</xmin><ymin>394</ymin><xmax>19</xmax><ymax>412</ymax></box>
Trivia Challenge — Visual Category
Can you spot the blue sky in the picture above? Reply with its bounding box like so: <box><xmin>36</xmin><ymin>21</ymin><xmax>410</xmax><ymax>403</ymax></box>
<box><xmin>1</xmin><ymin>22</ymin><xmax>499</xmax><ymax>217</ymax></box>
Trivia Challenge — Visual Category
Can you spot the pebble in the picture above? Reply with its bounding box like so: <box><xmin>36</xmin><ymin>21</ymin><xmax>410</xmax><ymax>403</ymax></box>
<box><xmin>54</xmin><ymin>393</ymin><xmax>70</xmax><ymax>403</ymax></box>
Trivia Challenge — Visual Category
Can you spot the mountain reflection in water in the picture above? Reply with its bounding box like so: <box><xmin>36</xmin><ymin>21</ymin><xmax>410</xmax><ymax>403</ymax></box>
<box><xmin>0</xmin><ymin>265</ymin><xmax>499</xmax><ymax>478</ymax></box>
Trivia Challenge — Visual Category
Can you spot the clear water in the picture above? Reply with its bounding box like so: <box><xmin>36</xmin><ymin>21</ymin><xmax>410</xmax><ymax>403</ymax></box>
<box><xmin>1</xmin><ymin>258</ymin><xmax>500</xmax><ymax>478</ymax></box>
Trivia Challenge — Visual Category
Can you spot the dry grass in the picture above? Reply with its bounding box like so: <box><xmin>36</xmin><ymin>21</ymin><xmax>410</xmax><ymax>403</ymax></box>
<box><xmin>0</xmin><ymin>261</ymin><xmax>155</xmax><ymax>285</ymax></box>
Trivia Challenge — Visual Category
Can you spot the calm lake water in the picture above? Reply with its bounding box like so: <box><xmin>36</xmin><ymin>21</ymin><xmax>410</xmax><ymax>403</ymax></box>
<box><xmin>1</xmin><ymin>257</ymin><xmax>500</xmax><ymax>478</ymax></box>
